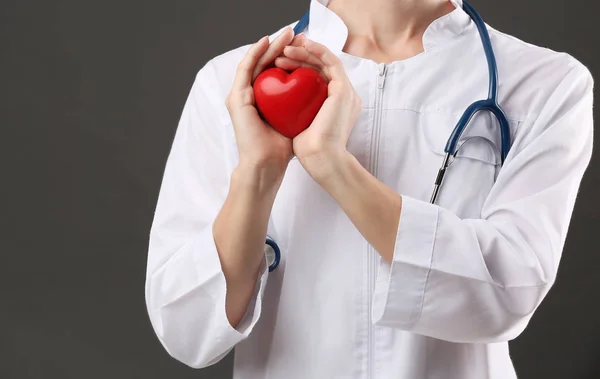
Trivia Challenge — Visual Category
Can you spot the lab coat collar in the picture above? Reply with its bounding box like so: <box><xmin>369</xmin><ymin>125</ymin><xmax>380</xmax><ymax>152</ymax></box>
<box><xmin>306</xmin><ymin>0</ymin><xmax>471</xmax><ymax>54</ymax></box>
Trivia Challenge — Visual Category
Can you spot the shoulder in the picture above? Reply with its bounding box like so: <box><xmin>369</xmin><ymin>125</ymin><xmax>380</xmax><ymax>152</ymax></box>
<box><xmin>195</xmin><ymin>45</ymin><xmax>248</xmax><ymax>98</ymax></box>
<box><xmin>487</xmin><ymin>25</ymin><xmax>593</xmax><ymax>115</ymax></box>
<box><xmin>484</xmin><ymin>26</ymin><xmax>594</xmax><ymax>151</ymax></box>
<box><xmin>491</xmin><ymin>26</ymin><xmax>592</xmax><ymax>71</ymax></box>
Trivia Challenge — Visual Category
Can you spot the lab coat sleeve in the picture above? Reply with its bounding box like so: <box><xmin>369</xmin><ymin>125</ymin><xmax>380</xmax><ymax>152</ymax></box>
<box><xmin>144</xmin><ymin>61</ymin><xmax>269</xmax><ymax>368</ymax></box>
<box><xmin>372</xmin><ymin>62</ymin><xmax>594</xmax><ymax>343</ymax></box>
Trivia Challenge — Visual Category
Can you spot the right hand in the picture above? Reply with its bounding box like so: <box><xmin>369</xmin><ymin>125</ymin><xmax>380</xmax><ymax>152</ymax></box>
<box><xmin>226</xmin><ymin>26</ymin><xmax>303</xmax><ymax>176</ymax></box>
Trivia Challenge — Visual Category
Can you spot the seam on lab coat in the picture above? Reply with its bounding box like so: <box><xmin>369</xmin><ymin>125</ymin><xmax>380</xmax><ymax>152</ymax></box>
<box><xmin>415</xmin><ymin>200</ymin><xmax>441</xmax><ymax>323</ymax></box>
<box><xmin>372</xmin><ymin>196</ymin><xmax>439</xmax><ymax>327</ymax></box>
<box><xmin>379</xmin><ymin>106</ymin><xmax>527</xmax><ymax>121</ymax></box>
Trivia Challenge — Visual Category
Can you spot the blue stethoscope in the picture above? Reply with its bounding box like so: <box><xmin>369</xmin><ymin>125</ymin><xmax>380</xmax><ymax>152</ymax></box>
<box><xmin>266</xmin><ymin>0</ymin><xmax>511</xmax><ymax>272</ymax></box>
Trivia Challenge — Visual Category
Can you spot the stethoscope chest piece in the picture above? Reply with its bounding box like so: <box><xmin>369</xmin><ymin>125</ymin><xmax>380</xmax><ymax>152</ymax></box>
<box><xmin>265</xmin><ymin>236</ymin><xmax>281</xmax><ymax>272</ymax></box>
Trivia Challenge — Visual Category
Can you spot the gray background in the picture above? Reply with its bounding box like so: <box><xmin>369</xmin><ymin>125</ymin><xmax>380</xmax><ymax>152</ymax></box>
<box><xmin>1</xmin><ymin>0</ymin><xmax>598</xmax><ymax>378</ymax></box>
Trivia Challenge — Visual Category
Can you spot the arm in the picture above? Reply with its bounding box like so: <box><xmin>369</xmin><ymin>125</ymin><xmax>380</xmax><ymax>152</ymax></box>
<box><xmin>308</xmin><ymin>152</ymin><xmax>401</xmax><ymax>264</ymax></box>
<box><xmin>146</xmin><ymin>29</ymin><xmax>297</xmax><ymax>368</ymax></box>
<box><xmin>144</xmin><ymin>63</ymin><xmax>278</xmax><ymax>369</ymax></box>
<box><xmin>215</xmin><ymin>164</ymin><xmax>284</xmax><ymax>328</ymax></box>
<box><xmin>310</xmin><ymin>63</ymin><xmax>594</xmax><ymax>343</ymax></box>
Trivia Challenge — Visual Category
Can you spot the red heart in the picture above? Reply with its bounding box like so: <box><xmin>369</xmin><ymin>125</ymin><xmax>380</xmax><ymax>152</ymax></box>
<box><xmin>253</xmin><ymin>67</ymin><xmax>328</xmax><ymax>139</ymax></box>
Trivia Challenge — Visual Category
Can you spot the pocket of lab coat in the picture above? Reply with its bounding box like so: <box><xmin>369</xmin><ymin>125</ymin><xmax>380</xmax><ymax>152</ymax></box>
<box><xmin>419</xmin><ymin>110</ymin><xmax>519</xmax><ymax>166</ymax></box>
<box><xmin>417</xmin><ymin>111</ymin><xmax>521</xmax><ymax>215</ymax></box>
<box><xmin>376</xmin><ymin>109</ymin><xmax>520</xmax><ymax>216</ymax></box>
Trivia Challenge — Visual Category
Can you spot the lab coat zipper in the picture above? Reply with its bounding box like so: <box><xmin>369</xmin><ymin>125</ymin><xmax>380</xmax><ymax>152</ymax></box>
<box><xmin>373</xmin><ymin>63</ymin><xmax>388</xmax><ymax>175</ymax></box>
<box><xmin>377</xmin><ymin>64</ymin><xmax>388</xmax><ymax>89</ymax></box>
<box><xmin>367</xmin><ymin>62</ymin><xmax>388</xmax><ymax>379</ymax></box>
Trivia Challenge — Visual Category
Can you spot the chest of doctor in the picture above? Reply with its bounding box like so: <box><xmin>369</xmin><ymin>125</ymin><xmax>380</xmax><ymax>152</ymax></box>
<box><xmin>223</xmin><ymin>45</ymin><xmax>522</xmax><ymax>270</ymax></box>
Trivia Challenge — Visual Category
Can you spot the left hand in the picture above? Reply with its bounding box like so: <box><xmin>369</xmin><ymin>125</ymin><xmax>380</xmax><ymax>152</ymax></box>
<box><xmin>274</xmin><ymin>37</ymin><xmax>363</xmax><ymax>180</ymax></box>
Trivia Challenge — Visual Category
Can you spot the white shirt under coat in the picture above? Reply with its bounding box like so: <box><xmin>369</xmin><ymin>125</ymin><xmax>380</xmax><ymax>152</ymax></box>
<box><xmin>144</xmin><ymin>0</ymin><xmax>595</xmax><ymax>377</ymax></box>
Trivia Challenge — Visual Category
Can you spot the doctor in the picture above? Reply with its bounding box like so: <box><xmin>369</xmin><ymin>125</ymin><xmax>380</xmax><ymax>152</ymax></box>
<box><xmin>144</xmin><ymin>0</ymin><xmax>594</xmax><ymax>378</ymax></box>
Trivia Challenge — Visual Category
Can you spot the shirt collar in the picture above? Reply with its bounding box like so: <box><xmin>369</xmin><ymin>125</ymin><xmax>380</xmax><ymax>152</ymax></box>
<box><xmin>305</xmin><ymin>0</ymin><xmax>472</xmax><ymax>54</ymax></box>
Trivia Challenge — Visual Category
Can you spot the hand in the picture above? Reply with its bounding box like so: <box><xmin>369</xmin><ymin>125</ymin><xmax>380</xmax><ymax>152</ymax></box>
<box><xmin>274</xmin><ymin>38</ymin><xmax>363</xmax><ymax>180</ymax></box>
<box><xmin>226</xmin><ymin>27</ymin><xmax>304</xmax><ymax>177</ymax></box>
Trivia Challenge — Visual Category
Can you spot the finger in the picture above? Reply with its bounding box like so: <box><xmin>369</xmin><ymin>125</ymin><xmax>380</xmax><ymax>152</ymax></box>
<box><xmin>282</xmin><ymin>46</ymin><xmax>326</xmax><ymax>71</ymax></box>
<box><xmin>289</xmin><ymin>32</ymin><xmax>307</xmax><ymax>47</ymax></box>
<box><xmin>233</xmin><ymin>36</ymin><xmax>270</xmax><ymax>91</ymax></box>
<box><xmin>274</xmin><ymin>33</ymin><xmax>305</xmax><ymax>60</ymax></box>
<box><xmin>282</xmin><ymin>45</ymin><xmax>331</xmax><ymax>81</ymax></box>
<box><xmin>273</xmin><ymin>56</ymin><xmax>327</xmax><ymax>80</ymax></box>
<box><xmin>252</xmin><ymin>27</ymin><xmax>295</xmax><ymax>80</ymax></box>
<box><xmin>273</xmin><ymin>56</ymin><xmax>318</xmax><ymax>71</ymax></box>
<box><xmin>302</xmin><ymin>39</ymin><xmax>347</xmax><ymax>81</ymax></box>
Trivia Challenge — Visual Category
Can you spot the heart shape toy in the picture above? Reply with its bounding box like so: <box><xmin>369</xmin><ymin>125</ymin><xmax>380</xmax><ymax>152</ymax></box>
<box><xmin>253</xmin><ymin>67</ymin><xmax>328</xmax><ymax>139</ymax></box>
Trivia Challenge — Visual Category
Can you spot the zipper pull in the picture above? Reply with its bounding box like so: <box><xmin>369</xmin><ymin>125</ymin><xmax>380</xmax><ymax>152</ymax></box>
<box><xmin>377</xmin><ymin>63</ymin><xmax>388</xmax><ymax>89</ymax></box>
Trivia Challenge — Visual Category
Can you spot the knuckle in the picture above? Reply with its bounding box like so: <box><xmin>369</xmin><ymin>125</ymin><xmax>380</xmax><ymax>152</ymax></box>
<box><xmin>237</xmin><ymin>59</ymin><xmax>252</xmax><ymax>73</ymax></box>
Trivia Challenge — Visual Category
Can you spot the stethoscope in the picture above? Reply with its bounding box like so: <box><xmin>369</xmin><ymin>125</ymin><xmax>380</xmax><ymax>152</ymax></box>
<box><xmin>266</xmin><ymin>0</ymin><xmax>511</xmax><ymax>272</ymax></box>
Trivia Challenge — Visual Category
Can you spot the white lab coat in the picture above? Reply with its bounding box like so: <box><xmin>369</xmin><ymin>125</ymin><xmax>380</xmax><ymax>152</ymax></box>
<box><xmin>144</xmin><ymin>0</ymin><xmax>595</xmax><ymax>377</ymax></box>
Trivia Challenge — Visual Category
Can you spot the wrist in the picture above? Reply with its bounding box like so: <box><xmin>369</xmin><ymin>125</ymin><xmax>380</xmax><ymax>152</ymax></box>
<box><xmin>301</xmin><ymin>150</ymin><xmax>356</xmax><ymax>185</ymax></box>
<box><xmin>232</xmin><ymin>161</ymin><xmax>286</xmax><ymax>198</ymax></box>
